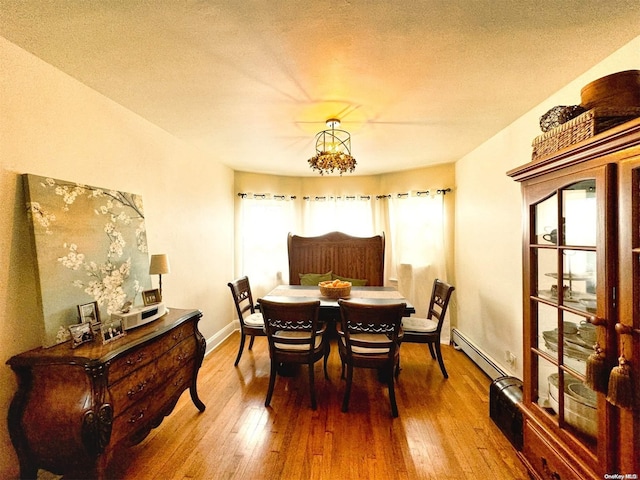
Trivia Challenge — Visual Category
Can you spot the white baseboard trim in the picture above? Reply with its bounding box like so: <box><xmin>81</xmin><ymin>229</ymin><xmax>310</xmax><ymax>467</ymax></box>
<box><xmin>205</xmin><ymin>320</ymin><xmax>239</xmax><ymax>356</ymax></box>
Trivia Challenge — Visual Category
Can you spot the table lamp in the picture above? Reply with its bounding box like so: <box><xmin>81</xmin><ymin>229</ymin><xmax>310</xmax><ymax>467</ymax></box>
<box><xmin>149</xmin><ymin>254</ymin><xmax>170</xmax><ymax>300</ymax></box>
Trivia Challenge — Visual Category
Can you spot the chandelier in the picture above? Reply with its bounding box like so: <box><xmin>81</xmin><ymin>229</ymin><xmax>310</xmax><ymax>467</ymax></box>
<box><xmin>308</xmin><ymin>119</ymin><xmax>357</xmax><ymax>175</ymax></box>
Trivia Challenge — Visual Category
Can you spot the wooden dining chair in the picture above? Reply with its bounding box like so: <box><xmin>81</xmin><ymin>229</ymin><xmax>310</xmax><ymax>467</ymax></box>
<box><xmin>258</xmin><ymin>298</ymin><xmax>329</xmax><ymax>410</ymax></box>
<box><xmin>400</xmin><ymin>278</ymin><xmax>455</xmax><ymax>378</ymax></box>
<box><xmin>337</xmin><ymin>300</ymin><xmax>406</xmax><ymax>417</ymax></box>
<box><xmin>227</xmin><ymin>276</ymin><xmax>266</xmax><ymax>366</ymax></box>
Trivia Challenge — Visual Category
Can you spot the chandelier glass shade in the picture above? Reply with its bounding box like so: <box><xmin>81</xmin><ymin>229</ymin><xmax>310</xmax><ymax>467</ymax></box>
<box><xmin>308</xmin><ymin>119</ymin><xmax>356</xmax><ymax>175</ymax></box>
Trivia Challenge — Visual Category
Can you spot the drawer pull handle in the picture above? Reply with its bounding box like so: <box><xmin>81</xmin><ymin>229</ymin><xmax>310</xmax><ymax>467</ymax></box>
<box><xmin>128</xmin><ymin>407</ymin><xmax>146</xmax><ymax>424</ymax></box>
<box><xmin>127</xmin><ymin>380</ymin><xmax>148</xmax><ymax>399</ymax></box>
<box><xmin>176</xmin><ymin>349</ymin><xmax>193</xmax><ymax>364</ymax></box>
<box><xmin>172</xmin><ymin>331</ymin><xmax>184</xmax><ymax>341</ymax></box>
<box><xmin>126</xmin><ymin>352</ymin><xmax>146</xmax><ymax>366</ymax></box>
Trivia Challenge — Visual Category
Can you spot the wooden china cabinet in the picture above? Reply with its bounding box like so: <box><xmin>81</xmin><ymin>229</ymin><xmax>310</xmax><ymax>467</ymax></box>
<box><xmin>508</xmin><ymin>117</ymin><xmax>640</xmax><ymax>479</ymax></box>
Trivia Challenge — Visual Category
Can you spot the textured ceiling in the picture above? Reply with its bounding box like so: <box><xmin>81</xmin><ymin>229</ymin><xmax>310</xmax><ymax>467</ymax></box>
<box><xmin>1</xmin><ymin>1</ymin><xmax>639</xmax><ymax>176</ymax></box>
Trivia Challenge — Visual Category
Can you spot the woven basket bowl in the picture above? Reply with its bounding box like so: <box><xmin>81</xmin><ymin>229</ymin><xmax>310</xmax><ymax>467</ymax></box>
<box><xmin>581</xmin><ymin>70</ymin><xmax>640</xmax><ymax>109</ymax></box>
<box><xmin>319</xmin><ymin>281</ymin><xmax>351</xmax><ymax>299</ymax></box>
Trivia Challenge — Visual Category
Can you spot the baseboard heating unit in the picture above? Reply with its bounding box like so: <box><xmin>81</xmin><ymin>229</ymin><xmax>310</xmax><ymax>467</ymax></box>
<box><xmin>451</xmin><ymin>328</ymin><xmax>506</xmax><ymax>380</ymax></box>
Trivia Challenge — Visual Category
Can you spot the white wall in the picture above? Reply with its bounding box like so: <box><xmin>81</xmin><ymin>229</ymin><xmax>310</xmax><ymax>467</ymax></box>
<box><xmin>0</xmin><ymin>37</ymin><xmax>235</xmax><ymax>479</ymax></box>
<box><xmin>455</xmin><ymin>36</ymin><xmax>640</xmax><ymax>378</ymax></box>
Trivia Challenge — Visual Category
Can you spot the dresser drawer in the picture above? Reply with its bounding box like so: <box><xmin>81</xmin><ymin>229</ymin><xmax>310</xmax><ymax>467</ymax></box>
<box><xmin>108</xmin><ymin>320</ymin><xmax>195</xmax><ymax>384</ymax></box>
<box><xmin>110</xmin><ymin>360</ymin><xmax>195</xmax><ymax>447</ymax></box>
<box><xmin>109</xmin><ymin>337</ymin><xmax>197</xmax><ymax>416</ymax></box>
<box><xmin>523</xmin><ymin>421</ymin><xmax>587</xmax><ymax>480</ymax></box>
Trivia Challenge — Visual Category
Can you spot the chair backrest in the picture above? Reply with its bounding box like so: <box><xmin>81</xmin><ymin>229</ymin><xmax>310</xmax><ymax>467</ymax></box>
<box><xmin>227</xmin><ymin>276</ymin><xmax>256</xmax><ymax>324</ymax></box>
<box><xmin>427</xmin><ymin>279</ymin><xmax>455</xmax><ymax>332</ymax></box>
<box><xmin>258</xmin><ymin>298</ymin><xmax>321</xmax><ymax>353</ymax></box>
<box><xmin>338</xmin><ymin>300</ymin><xmax>406</xmax><ymax>355</ymax></box>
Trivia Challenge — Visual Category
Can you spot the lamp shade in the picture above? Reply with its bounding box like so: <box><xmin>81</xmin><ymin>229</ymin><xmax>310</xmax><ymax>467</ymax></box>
<box><xmin>149</xmin><ymin>254</ymin><xmax>170</xmax><ymax>275</ymax></box>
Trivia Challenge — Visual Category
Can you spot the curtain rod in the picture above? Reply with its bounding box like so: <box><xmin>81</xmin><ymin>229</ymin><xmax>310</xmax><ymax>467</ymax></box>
<box><xmin>303</xmin><ymin>195</ymin><xmax>371</xmax><ymax>201</ymax></box>
<box><xmin>377</xmin><ymin>188</ymin><xmax>451</xmax><ymax>199</ymax></box>
<box><xmin>238</xmin><ymin>188</ymin><xmax>451</xmax><ymax>199</ymax></box>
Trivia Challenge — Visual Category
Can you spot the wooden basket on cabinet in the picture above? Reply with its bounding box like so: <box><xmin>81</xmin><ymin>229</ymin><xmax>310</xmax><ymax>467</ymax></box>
<box><xmin>532</xmin><ymin>107</ymin><xmax>640</xmax><ymax>161</ymax></box>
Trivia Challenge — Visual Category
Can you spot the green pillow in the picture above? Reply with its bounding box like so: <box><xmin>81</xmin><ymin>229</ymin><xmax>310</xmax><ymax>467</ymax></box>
<box><xmin>332</xmin><ymin>274</ymin><xmax>368</xmax><ymax>286</ymax></box>
<box><xmin>299</xmin><ymin>271</ymin><xmax>332</xmax><ymax>286</ymax></box>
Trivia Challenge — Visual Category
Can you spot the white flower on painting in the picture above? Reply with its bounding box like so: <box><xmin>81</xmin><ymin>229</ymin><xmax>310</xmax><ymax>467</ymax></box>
<box><xmin>26</xmin><ymin>202</ymin><xmax>56</xmax><ymax>234</ymax></box>
<box><xmin>108</xmin><ymin>230</ymin><xmax>126</xmax><ymax>257</ymax></box>
<box><xmin>58</xmin><ymin>243</ymin><xmax>85</xmax><ymax>270</ymax></box>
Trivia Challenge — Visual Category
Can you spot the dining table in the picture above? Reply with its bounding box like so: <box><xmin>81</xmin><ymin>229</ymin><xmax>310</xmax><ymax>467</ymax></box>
<box><xmin>259</xmin><ymin>285</ymin><xmax>415</xmax><ymax>321</ymax></box>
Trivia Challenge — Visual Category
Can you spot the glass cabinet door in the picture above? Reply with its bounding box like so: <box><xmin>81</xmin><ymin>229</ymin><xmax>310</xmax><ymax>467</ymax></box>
<box><xmin>529</xmin><ymin>176</ymin><xmax>601</xmax><ymax>450</ymax></box>
<box><xmin>618</xmin><ymin>158</ymin><xmax>640</xmax><ymax>474</ymax></box>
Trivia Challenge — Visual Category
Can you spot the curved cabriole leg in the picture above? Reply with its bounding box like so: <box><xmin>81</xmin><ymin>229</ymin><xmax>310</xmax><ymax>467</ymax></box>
<box><xmin>191</xmin><ymin>334</ymin><xmax>207</xmax><ymax>411</ymax></box>
<box><xmin>234</xmin><ymin>333</ymin><xmax>246</xmax><ymax>366</ymax></box>
<box><xmin>434</xmin><ymin>342</ymin><xmax>448</xmax><ymax>379</ymax></box>
<box><xmin>265</xmin><ymin>361</ymin><xmax>277</xmax><ymax>407</ymax></box>
<box><xmin>190</xmin><ymin>382</ymin><xmax>206</xmax><ymax>412</ymax></box>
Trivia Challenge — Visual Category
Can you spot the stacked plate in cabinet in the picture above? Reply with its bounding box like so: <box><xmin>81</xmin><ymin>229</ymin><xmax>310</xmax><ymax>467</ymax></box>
<box><xmin>547</xmin><ymin>373</ymin><xmax>597</xmax><ymax>437</ymax></box>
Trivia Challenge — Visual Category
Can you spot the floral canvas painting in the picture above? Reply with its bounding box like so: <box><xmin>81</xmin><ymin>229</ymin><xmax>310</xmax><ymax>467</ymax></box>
<box><xmin>23</xmin><ymin>174</ymin><xmax>152</xmax><ymax>347</ymax></box>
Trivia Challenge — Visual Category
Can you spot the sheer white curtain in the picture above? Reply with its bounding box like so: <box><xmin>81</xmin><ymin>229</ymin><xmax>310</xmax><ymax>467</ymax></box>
<box><xmin>385</xmin><ymin>193</ymin><xmax>450</xmax><ymax>343</ymax></box>
<box><xmin>301</xmin><ymin>196</ymin><xmax>375</xmax><ymax>237</ymax></box>
<box><xmin>238</xmin><ymin>196</ymin><xmax>296</xmax><ymax>298</ymax></box>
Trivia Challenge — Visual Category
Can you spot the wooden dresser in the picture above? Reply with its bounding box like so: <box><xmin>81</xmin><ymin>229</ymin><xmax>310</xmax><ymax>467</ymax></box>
<box><xmin>7</xmin><ymin>308</ymin><xmax>206</xmax><ymax>479</ymax></box>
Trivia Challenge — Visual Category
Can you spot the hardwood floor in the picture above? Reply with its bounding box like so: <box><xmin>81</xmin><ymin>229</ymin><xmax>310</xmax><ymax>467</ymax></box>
<box><xmin>110</xmin><ymin>332</ymin><xmax>529</xmax><ymax>480</ymax></box>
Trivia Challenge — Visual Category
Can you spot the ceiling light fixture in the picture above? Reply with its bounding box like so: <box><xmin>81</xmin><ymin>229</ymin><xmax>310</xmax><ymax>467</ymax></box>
<box><xmin>308</xmin><ymin>119</ymin><xmax>356</xmax><ymax>175</ymax></box>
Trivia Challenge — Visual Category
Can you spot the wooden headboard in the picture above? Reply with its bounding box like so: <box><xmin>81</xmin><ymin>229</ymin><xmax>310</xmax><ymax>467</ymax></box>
<box><xmin>287</xmin><ymin>231</ymin><xmax>385</xmax><ymax>286</ymax></box>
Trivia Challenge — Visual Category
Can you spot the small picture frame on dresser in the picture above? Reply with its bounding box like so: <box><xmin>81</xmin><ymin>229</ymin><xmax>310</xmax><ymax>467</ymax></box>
<box><xmin>142</xmin><ymin>288</ymin><xmax>161</xmax><ymax>306</ymax></box>
<box><xmin>69</xmin><ymin>322</ymin><xmax>94</xmax><ymax>348</ymax></box>
<box><xmin>100</xmin><ymin>318</ymin><xmax>126</xmax><ymax>344</ymax></box>
<box><xmin>78</xmin><ymin>301</ymin><xmax>101</xmax><ymax>334</ymax></box>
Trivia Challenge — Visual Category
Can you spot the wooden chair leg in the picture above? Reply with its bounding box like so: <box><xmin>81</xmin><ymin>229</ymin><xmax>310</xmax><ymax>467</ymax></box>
<box><xmin>323</xmin><ymin>344</ymin><xmax>330</xmax><ymax>380</ymax></box>
<box><xmin>387</xmin><ymin>367</ymin><xmax>399</xmax><ymax>417</ymax></box>
<box><xmin>427</xmin><ymin>342</ymin><xmax>436</xmax><ymax>359</ymax></box>
<box><xmin>434</xmin><ymin>341</ymin><xmax>448</xmax><ymax>379</ymax></box>
<box><xmin>265</xmin><ymin>360</ymin><xmax>277</xmax><ymax>407</ymax></box>
<box><xmin>342</xmin><ymin>365</ymin><xmax>353</xmax><ymax>412</ymax></box>
<box><xmin>234</xmin><ymin>333</ymin><xmax>246</xmax><ymax>366</ymax></box>
<box><xmin>309</xmin><ymin>362</ymin><xmax>317</xmax><ymax>410</ymax></box>
<box><xmin>248</xmin><ymin>335</ymin><xmax>256</xmax><ymax>350</ymax></box>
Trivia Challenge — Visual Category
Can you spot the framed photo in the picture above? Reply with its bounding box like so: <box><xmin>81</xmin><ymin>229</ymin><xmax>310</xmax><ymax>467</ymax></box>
<box><xmin>69</xmin><ymin>321</ymin><xmax>94</xmax><ymax>348</ymax></box>
<box><xmin>78</xmin><ymin>301</ymin><xmax>101</xmax><ymax>334</ymax></box>
<box><xmin>100</xmin><ymin>319</ymin><xmax>126</xmax><ymax>344</ymax></box>
<box><xmin>142</xmin><ymin>288</ymin><xmax>161</xmax><ymax>306</ymax></box>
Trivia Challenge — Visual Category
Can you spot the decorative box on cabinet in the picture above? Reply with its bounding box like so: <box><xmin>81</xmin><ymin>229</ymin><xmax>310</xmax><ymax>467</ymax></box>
<box><xmin>6</xmin><ymin>308</ymin><xmax>206</xmax><ymax>480</ymax></box>
<box><xmin>508</xmin><ymin>117</ymin><xmax>640</xmax><ymax>480</ymax></box>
